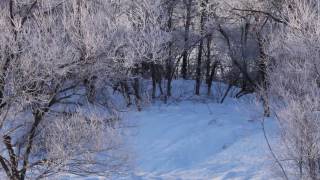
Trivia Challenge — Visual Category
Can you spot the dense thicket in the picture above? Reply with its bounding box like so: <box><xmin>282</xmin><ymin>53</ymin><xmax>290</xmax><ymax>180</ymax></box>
<box><xmin>0</xmin><ymin>0</ymin><xmax>318</xmax><ymax>179</ymax></box>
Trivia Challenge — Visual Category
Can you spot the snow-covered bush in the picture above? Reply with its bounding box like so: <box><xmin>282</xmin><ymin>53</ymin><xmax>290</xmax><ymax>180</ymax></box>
<box><xmin>0</xmin><ymin>1</ymin><xmax>130</xmax><ymax>179</ymax></box>
<box><xmin>267</xmin><ymin>0</ymin><xmax>320</xmax><ymax>179</ymax></box>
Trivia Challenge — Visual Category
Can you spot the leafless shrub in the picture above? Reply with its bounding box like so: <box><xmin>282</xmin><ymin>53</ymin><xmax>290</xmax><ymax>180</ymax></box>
<box><xmin>0</xmin><ymin>0</ymin><xmax>131</xmax><ymax>179</ymax></box>
<box><xmin>266</xmin><ymin>0</ymin><xmax>320</xmax><ymax>179</ymax></box>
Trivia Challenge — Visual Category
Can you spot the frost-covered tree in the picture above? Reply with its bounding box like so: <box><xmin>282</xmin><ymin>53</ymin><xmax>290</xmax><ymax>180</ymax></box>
<box><xmin>0</xmin><ymin>1</ymin><xmax>129</xmax><ymax>179</ymax></box>
<box><xmin>265</xmin><ymin>0</ymin><xmax>320</xmax><ymax>179</ymax></box>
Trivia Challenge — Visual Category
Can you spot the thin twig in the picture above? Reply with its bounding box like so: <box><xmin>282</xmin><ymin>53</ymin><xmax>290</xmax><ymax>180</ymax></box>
<box><xmin>261</xmin><ymin>117</ymin><xmax>289</xmax><ymax>180</ymax></box>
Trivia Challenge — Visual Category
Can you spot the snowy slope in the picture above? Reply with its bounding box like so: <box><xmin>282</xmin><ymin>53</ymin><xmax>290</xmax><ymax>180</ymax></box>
<box><xmin>124</xmin><ymin>94</ymin><xmax>279</xmax><ymax>180</ymax></box>
<box><xmin>42</xmin><ymin>81</ymin><xmax>281</xmax><ymax>180</ymax></box>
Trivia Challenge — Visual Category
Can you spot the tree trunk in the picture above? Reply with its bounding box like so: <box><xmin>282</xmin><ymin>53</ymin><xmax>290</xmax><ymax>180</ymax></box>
<box><xmin>240</xmin><ymin>21</ymin><xmax>249</xmax><ymax>93</ymax></box>
<box><xmin>207</xmin><ymin>62</ymin><xmax>218</xmax><ymax>96</ymax></box>
<box><xmin>3</xmin><ymin>135</ymin><xmax>19</xmax><ymax>180</ymax></box>
<box><xmin>84</xmin><ymin>76</ymin><xmax>97</xmax><ymax>103</ymax></box>
<box><xmin>166</xmin><ymin>4</ymin><xmax>174</xmax><ymax>97</ymax></box>
<box><xmin>206</xmin><ymin>34</ymin><xmax>212</xmax><ymax>85</ymax></box>
<box><xmin>120</xmin><ymin>81</ymin><xmax>132</xmax><ymax>107</ymax></box>
<box><xmin>20</xmin><ymin>110</ymin><xmax>44</xmax><ymax>180</ymax></box>
<box><xmin>181</xmin><ymin>0</ymin><xmax>192</xmax><ymax>79</ymax></box>
<box><xmin>257</xmin><ymin>32</ymin><xmax>270</xmax><ymax>117</ymax></box>
<box><xmin>195</xmin><ymin>0</ymin><xmax>208</xmax><ymax>95</ymax></box>
<box><xmin>133</xmin><ymin>77</ymin><xmax>141</xmax><ymax>111</ymax></box>
<box><xmin>0</xmin><ymin>0</ymin><xmax>18</xmax><ymax>110</ymax></box>
<box><xmin>206</xmin><ymin>34</ymin><xmax>217</xmax><ymax>96</ymax></box>
<box><xmin>158</xmin><ymin>79</ymin><xmax>164</xmax><ymax>96</ymax></box>
<box><xmin>151</xmin><ymin>63</ymin><xmax>157</xmax><ymax>98</ymax></box>
<box><xmin>220</xmin><ymin>84</ymin><xmax>232</xmax><ymax>104</ymax></box>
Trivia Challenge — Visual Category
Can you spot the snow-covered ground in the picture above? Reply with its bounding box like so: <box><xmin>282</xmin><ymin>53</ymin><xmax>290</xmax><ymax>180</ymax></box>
<box><xmin>122</xmin><ymin>83</ymin><xmax>280</xmax><ymax>180</ymax></box>
<box><xmin>37</xmin><ymin>81</ymin><xmax>282</xmax><ymax>180</ymax></box>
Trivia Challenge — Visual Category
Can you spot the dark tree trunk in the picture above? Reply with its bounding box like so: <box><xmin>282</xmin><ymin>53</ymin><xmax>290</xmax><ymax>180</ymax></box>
<box><xmin>206</xmin><ymin>34</ymin><xmax>218</xmax><ymax>96</ymax></box>
<box><xmin>181</xmin><ymin>0</ymin><xmax>192</xmax><ymax>79</ymax></box>
<box><xmin>220</xmin><ymin>84</ymin><xmax>232</xmax><ymax>104</ymax></box>
<box><xmin>240</xmin><ymin>21</ymin><xmax>250</xmax><ymax>93</ymax></box>
<box><xmin>166</xmin><ymin>69</ymin><xmax>172</xmax><ymax>97</ymax></box>
<box><xmin>84</xmin><ymin>76</ymin><xmax>97</xmax><ymax>103</ymax></box>
<box><xmin>308</xmin><ymin>157</ymin><xmax>318</xmax><ymax>180</ymax></box>
<box><xmin>207</xmin><ymin>62</ymin><xmax>218</xmax><ymax>96</ymax></box>
<box><xmin>133</xmin><ymin>78</ymin><xmax>141</xmax><ymax>111</ymax></box>
<box><xmin>0</xmin><ymin>155</ymin><xmax>12</xmax><ymax>179</ymax></box>
<box><xmin>158</xmin><ymin>79</ymin><xmax>164</xmax><ymax>96</ymax></box>
<box><xmin>3</xmin><ymin>135</ymin><xmax>19</xmax><ymax>180</ymax></box>
<box><xmin>166</xmin><ymin>4</ymin><xmax>174</xmax><ymax>98</ymax></box>
<box><xmin>151</xmin><ymin>63</ymin><xmax>157</xmax><ymax>98</ymax></box>
<box><xmin>195</xmin><ymin>0</ymin><xmax>208</xmax><ymax>95</ymax></box>
<box><xmin>120</xmin><ymin>81</ymin><xmax>132</xmax><ymax>107</ymax></box>
<box><xmin>257</xmin><ymin>32</ymin><xmax>270</xmax><ymax>117</ymax></box>
<box><xmin>151</xmin><ymin>63</ymin><xmax>164</xmax><ymax>99</ymax></box>
<box><xmin>20</xmin><ymin>110</ymin><xmax>45</xmax><ymax>180</ymax></box>
<box><xmin>206</xmin><ymin>34</ymin><xmax>212</xmax><ymax>85</ymax></box>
